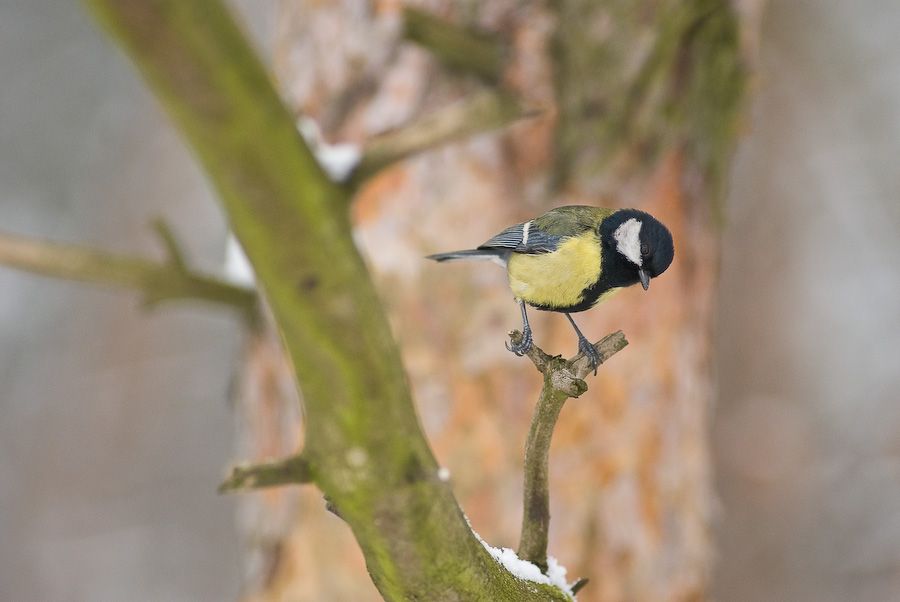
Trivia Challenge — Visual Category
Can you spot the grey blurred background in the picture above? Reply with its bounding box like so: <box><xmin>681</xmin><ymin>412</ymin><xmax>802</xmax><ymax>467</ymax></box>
<box><xmin>714</xmin><ymin>1</ymin><xmax>900</xmax><ymax>600</ymax></box>
<box><xmin>1</xmin><ymin>1</ymin><xmax>899</xmax><ymax>601</ymax></box>
<box><xmin>0</xmin><ymin>1</ymin><xmax>274</xmax><ymax>599</ymax></box>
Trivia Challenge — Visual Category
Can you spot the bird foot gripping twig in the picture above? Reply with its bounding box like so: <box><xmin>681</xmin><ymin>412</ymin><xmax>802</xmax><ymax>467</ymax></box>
<box><xmin>507</xmin><ymin>329</ymin><xmax>626</xmax><ymax>380</ymax></box>
<box><xmin>577</xmin><ymin>335</ymin><xmax>603</xmax><ymax>376</ymax></box>
<box><xmin>505</xmin><ymin>326</ymin><xmax>533</xmax><ymax>356</ymax></box>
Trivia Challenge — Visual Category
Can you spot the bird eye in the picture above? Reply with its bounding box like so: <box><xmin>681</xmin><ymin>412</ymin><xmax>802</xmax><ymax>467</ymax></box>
<box><xmin>640</xmin><ymin>243</ymin><xmax>650</xmax><ymax>256</ymax></box>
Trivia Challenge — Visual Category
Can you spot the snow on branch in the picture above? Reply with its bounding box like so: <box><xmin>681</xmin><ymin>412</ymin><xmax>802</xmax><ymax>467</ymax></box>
<box><xmin>471</xmin><ymin>518</ymin><xmax>576</xmax><ymax>599</ymax></box>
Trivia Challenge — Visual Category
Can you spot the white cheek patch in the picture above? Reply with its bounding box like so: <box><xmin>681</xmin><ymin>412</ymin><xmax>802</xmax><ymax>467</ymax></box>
<box><xmin>613</xmin><ymin>218</ymin><xmax>643</xmax><ymax>266</ymax></box>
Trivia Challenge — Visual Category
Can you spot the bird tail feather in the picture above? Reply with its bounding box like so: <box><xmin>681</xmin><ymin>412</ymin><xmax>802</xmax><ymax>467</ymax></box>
<box><xmin>426</xmin><ymin>249</ymin><xmax>506</xmax><ymax>264</ymax></box>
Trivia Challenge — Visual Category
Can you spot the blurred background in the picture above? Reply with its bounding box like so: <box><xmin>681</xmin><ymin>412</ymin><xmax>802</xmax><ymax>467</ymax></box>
<box><xmin>1</xmin><ymin>1</ymin><xmax>899</xmax><ymax>601</ymax></box>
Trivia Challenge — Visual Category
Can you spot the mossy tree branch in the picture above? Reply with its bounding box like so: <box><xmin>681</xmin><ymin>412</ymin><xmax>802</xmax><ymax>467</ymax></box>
<box><xmin>219</xmin><ymin>453</ymin><xmax>312</xmax><ymax>493</ymax></box>
<box><xmin>350</xmin><ymin>90</ymin><xmax>529</xmax><ymax>185</ymax></box>
<box><xmin>348</xmin><ymin>8</ymin><xmax>530</xmax><ymax>187</ymax></box>
<box><xmin>513</xmin><ymin>330</ymin><xmax>629</xmax><ymax>571</ymax></box>
<box><xmin>84</xmin><ymin>1</ymin><xmax>568</xmax><ymax>600</ymax></box>
<box><xmin>0</xmin><ymin>229</ymin><xmax>257</xmax><ymax>319</ymax></box>
<box><xmin>403</xmin><ymin>7</ymin><xmax>507</xmax><ymax>83</ymax></box>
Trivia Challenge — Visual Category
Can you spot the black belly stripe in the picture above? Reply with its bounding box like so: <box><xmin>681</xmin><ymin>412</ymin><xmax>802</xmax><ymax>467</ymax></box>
<box><xmin>528</xmin><ymin>285</ymin><xmax>606</xmax><ymax>313</ymax></box>
<box><xmin>527</xmin><ymin>241</ymin><xmax>639</xmax><ymax>313</ymax></box>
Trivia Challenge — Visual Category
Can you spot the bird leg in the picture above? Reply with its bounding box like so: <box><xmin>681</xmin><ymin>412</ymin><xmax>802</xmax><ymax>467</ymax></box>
<box><xmin>565</xmin><ymin>313</ymin><xmax>601</xmax><ymax>375</ymax></box>
<box><xmin>506</xmin><ymin>299</ymin><xmax>533</xmax><ymax>356</ymax></box>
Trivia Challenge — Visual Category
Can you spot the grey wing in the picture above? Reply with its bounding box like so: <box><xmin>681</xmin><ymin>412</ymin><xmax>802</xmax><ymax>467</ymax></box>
<box><xmin>477</xmin><ymin>221</ymin><xmax>561</xmax><ymax>254</ymax></box>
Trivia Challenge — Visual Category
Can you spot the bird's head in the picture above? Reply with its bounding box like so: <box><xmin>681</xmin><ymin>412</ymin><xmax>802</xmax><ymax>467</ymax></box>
<box><xmin>601</xmin><ymin>209</ymin><xmax>674</xmax><ymax>290</ymax></box>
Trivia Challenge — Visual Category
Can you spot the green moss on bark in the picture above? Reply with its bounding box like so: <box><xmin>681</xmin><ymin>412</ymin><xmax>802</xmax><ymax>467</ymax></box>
<box><xmin>85</xmin><ymin>1</ymin><xmax>570</xmax><ymax>600</ymax></box>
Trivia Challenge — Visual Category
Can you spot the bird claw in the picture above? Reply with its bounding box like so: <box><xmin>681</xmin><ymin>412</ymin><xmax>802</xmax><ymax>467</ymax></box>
<box><xmin>578</xmin><ymin>337</ymin><xmax>601</xmax><ymax>375</ymax></box>
<box><xmin>506</xmin><ymin>329</ymin><xmax>533</xmax><ymax>357</ymax></box>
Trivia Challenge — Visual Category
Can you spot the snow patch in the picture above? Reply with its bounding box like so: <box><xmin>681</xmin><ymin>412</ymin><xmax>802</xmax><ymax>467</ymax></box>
<box><xmin>466</xmin><ymin>516</ymin><xmax>575</xmax><ymax>599</ymax></box>
<box><xmin>222</xmin><ymin>117</ymin><xmax>362</xmax><ymax>285</ymax></box>
<box><xmin>297</xmin><ymin>117</ymin><xmax>361</xmax><ymax>182</ymax></box>
<box><xmin>224</xmin><ymin>235</ymin><xmax>255</xmax><ymax>286</ymax></box>
<box><xmin>546</xmin><ymin>556</ymin><xmax>571</xmax><ymax>594</ymax></box>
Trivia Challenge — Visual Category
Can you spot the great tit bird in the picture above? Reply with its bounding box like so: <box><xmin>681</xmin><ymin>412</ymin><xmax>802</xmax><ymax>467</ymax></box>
<box><xmin>428</xmin><ymin>206</ymin><xmax>674</xmax><ymax>371</ymax></box>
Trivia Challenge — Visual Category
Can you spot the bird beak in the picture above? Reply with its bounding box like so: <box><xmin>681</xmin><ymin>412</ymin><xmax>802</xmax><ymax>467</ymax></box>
<box><xmin>638</xmin><ymin>269</ymin><xmax>650</xmax><ymax>291</ymax></box>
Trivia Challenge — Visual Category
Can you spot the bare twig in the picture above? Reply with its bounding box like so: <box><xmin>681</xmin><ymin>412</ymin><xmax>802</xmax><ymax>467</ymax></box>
<box><xmin>570</xmin><ymin>577</ymin><xmax>590</xmax><ymax>595</ymax></box>
<box><xmin>151</xmin><ymin>217</ymin><xmax>189</xmax><ymax>272</ymax></box>
<box><xmin>218</xmin><ymin>453</ymin><xmax>312</xmax><ymax>493</ymax></box>
<box><xmin>0</xmin><ymin>230</ymin><xmax>258</xmax><ymax>320</ymax></box>
<box><xmin>403</xmin><ymin>7</ymin><xmax>507</xmax><ymax>83</ymax></box>
<box><xmin>349</xmin><ymin>90</ymin><xmax>532</xmax><ymax>185</ymax></box>
<box><xmin>514</xmin><ymin>330</ymin><xmax>628</xmax><ymax>571</ymax></box>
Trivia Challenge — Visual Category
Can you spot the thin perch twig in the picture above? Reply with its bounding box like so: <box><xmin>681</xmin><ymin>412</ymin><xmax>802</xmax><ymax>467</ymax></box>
<box><xmin>0</xmin><ymin>230</ymin><xmax>258</xmax><ymax>320</ymax></box>
<box><xmin>151</xmin><ymin>217</ymin><xmax>189</xmax><ymax>272</ymax></box>
<box><xmin>514</xmin><ymin>330</ymin><xmax>628</xmax><ymax>572</ymax></box>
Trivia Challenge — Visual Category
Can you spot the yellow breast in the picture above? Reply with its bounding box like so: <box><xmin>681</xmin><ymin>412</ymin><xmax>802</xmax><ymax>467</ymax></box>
<box><xmin>506</xmin><ymin>233</ymin><xmax>602</xmax><ymax>308</ymax></box>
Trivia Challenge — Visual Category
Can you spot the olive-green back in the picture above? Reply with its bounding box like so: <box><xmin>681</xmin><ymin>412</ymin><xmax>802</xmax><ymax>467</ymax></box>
<box><xmin>532</xmin><ymin>206</ymin><xmax>613</xmax><ymax>237</ymax></box>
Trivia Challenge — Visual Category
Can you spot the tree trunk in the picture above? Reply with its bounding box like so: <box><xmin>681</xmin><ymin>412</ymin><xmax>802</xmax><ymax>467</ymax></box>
<box><xmin>234</xmin><ymin>1</ymin><xmax>754</xmax><ymax>601</ymax></box>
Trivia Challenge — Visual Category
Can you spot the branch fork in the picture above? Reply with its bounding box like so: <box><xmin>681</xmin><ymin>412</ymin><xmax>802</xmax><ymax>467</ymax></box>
<box><xmin>0</xmin><ymin>224</ymin><xmax>258</xmax><ymax>320</ymax></box>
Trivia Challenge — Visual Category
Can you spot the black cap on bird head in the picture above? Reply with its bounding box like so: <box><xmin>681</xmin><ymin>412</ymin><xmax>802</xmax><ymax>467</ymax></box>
<box><xmin>601</xmin><ymin>209</ymin><xmax>674</xmax><ymax>291</ymax></box>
